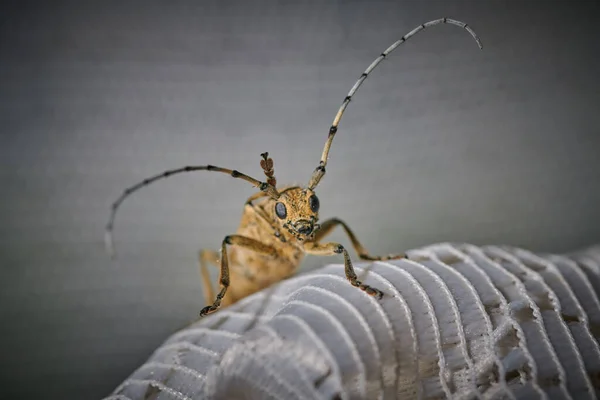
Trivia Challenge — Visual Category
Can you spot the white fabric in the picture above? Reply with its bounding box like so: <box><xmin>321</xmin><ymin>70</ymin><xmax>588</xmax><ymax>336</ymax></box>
<box><xmin>104</xmin><ymin>243</ymin><xmax>600</xmax><ymax>399</ymax></box>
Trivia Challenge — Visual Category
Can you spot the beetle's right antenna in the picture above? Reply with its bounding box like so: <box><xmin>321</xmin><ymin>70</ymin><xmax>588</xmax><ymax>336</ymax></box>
<box><xmin>105</xmin><ymin>164</ymin><xmax>279</xmax><ymax>259</ymax></box>
<box><xmin>307</xmin><ymin>17</ymin><xmax>483</xmax><ymax>190</ymax></box>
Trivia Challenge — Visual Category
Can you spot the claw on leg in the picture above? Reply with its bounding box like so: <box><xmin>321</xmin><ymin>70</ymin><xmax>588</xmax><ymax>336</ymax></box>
<box><xmin>356</xmin><ymin>282</ymin><xmax>384</xmax><ymax>299</ymax></box>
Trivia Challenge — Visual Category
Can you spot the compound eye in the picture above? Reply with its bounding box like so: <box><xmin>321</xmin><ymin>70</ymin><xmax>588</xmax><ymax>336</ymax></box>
<box><xmin>309</xmin><ymin>195</ymin><xmax>320</xmax><ymax>213</ymax></box>
<box><xmin>275</xmin><ymin>202</ymin><xmax>287</xmax><ymax>219</ymax></box>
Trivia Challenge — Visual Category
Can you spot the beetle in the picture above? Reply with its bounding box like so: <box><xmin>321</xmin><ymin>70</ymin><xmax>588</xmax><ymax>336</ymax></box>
<box><xmin>105</xmin><ymin>18</ymin><xmax>482</xmax><ymax>317</ymax></box>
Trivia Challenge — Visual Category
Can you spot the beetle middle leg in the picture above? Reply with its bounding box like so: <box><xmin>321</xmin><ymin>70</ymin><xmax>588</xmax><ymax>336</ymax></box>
<box><xmin>199</xmin><ymin>235</ymin><xmax>277</xmax><ymax>317</ymax></box>
<box><xmin>304</xmin><ymin>241</ymin><xmax>384</xmax><ymax>299</ymax></box>
<box><xmin>314</xmin><ymin>218</ymin><xmax>407</xmax><ymax>261</ymax></box>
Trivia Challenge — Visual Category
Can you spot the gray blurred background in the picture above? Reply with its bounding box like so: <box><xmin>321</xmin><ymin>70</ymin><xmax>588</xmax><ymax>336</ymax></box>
<box><xmin>1</xmin><ymin>0</ymin><xmax>599</xmax><ymax>398</ymax></box>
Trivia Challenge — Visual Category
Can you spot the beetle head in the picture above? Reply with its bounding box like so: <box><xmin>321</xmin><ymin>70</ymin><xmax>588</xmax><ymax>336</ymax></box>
<box><xmin>273</xmin><ymin>187</ymin><xmax>320</xmax><ymax>241</ymax></box>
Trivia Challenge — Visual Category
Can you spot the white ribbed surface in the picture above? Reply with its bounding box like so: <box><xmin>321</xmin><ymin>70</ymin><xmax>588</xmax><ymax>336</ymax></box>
<box><xmin>105</xmin><ymin>243</ymin><xmax>600</xmax><ymax>399</ymax></box>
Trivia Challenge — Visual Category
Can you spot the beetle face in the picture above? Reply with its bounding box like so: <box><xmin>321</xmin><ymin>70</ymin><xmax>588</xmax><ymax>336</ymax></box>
<box><xmin>274</xmin><ymin>187</ymin><xmax>320</xmax><ymax>241</ymax></box>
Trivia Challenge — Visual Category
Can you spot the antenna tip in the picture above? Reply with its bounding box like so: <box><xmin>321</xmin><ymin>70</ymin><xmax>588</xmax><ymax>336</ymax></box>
<box><xmin>104</xmin><ymin>230</ymin><xmax>116</xmax><ymax>260</ymax></box>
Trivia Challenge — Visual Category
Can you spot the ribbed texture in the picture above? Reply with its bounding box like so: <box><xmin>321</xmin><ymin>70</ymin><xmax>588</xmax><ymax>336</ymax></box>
<box><xmin>105</xmin><ymin>243</ymin><xmax>600</xmax><ymax>399</ymax></box>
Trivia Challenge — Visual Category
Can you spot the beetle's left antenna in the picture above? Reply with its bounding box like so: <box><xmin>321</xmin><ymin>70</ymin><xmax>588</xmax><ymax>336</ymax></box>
<box><xmin>105</xmin><ymin>165</ymin><xmax>278</xmax><ymax>259</ymax></box>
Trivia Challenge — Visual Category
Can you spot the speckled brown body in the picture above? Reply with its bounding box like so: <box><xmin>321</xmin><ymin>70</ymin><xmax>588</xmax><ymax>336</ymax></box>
<box><xmin>197</xmin><ymin>180</ymin><xmax>408</xmax><ymax>317</ymax></box>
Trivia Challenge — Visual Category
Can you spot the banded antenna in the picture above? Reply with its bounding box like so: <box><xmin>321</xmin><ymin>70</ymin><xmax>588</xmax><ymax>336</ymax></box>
<box><xmin>307</xmin><ymin>18</ymin><xmax>483</xmax><ymax>190</ymax></box>
<box><xmin>105</xmin><ymin>165</ymin><xmax>278</xmax><ymax>259</ymax></box>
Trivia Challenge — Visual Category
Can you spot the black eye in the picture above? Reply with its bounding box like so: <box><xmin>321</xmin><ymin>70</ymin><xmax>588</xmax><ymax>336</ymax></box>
<box><xmin>309</xmin><ymin>195</ymin><xmax>320</xmax><ymax>212</ymax></box>
<box><xmin>275</xmin><ymin>202</ymin><xmax>287</xmax><ymax>219</ymax></box>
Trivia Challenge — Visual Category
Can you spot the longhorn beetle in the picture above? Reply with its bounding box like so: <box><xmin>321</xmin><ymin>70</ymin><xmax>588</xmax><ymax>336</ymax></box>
<box><xmin>105</xmin><ymin>18</ymin><xmax>482</xmax><ymax>317</ymax></box>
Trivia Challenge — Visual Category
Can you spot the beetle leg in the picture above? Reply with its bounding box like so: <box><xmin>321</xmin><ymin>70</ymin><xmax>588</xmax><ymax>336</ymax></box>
<box><xmin>313</xmin><ymin>217</ymin><xmax>407</xmax><ymax>261</ymax></box>
<box><xmin>304</xmin><ymin>241</ymin><xmax>384</xmax><ymax>299</ymax></box>
<box><xmin>198</xmin><ymin>249</ymin><xmax>220</xmax><ymax>306</ymax></box>
<box><xmin>199</xmin><ymin>235</ymin><xmax>276</xmax><ymax>317</ymax></box>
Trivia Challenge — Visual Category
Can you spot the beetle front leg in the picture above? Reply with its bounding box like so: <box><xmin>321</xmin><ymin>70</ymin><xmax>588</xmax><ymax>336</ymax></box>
<box><xmin>199</xmin><ymin>235</ymin><xmax>276</xmax><ymax>317</ymax></box>
<box><xmin>303</xmin><ymin>241</ymin><xmax>384</xmax><ymax>299</ymax></box>
<box><xmin>198</xmin><ymin>249</ymin><xmax>219</xmax><ymax>306</ymax></box>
